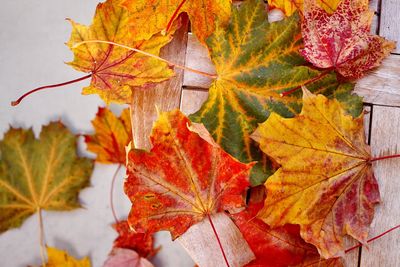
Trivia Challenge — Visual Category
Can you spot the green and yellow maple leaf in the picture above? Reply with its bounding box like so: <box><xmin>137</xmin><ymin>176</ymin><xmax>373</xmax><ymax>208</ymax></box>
<box><xmin>67</xmin><ymin>0</ymin><xmax>175</xmax><ymax>104</ymax></box>
<box><xmin>190</xmin><ymin>0</ymin><xmax>362</xmax><ymax>185</ymax></box>
<box><xmin>0</xmin><ymin>122</ymin><xmax>94</xmax><ymax>233</ymax></box>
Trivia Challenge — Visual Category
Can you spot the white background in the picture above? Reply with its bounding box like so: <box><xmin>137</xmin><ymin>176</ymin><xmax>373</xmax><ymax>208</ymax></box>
<box><xmin>0</xmin><ymin>1</ymin><xmax>193</xmax><ymax>266</ymax></box>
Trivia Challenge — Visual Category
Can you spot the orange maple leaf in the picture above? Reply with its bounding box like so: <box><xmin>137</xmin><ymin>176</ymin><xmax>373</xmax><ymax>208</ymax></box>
<box><xmin>252</xmin><ymin>88</ymin><xmax>380</xmax><ymax>258</ymax></box>
<box><xmin>120</xmin><ymin>0</ymin><xmax>231</xmax><ymax>44</ymax></box>
<box><xmin>66</xmin><ymin>0</ymin><xmax>175</xmax><ymax>104</ymax></box>
<box><xmin>267</xmin><ymin>0</ymin><xmax>341</xmax><ymax>16</ymax></box>
<box><xmin>301</xmin><ymin>0</ymin><xmax>395</xmax><ymax>79</ymax></box>
<box><xmin>124</xmin><ymin>109</ymin><xmax>253</xmax><ymax>239</ymax></box>
<box><xmin>85</xmin><ymin>107</ymin><xmax>131</xmax><ymax>164</ymax></box>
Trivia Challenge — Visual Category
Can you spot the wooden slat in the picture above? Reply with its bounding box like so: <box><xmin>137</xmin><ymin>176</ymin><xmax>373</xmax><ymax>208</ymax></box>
<box><xmin>183</xmin><ymin>37</ymin><xmax>400</xmax><ymax>107</ymax></box>
<box><xmin>380</xmin><ymin>0</ymin><xmax>400</xmax><ymax>54</ymax></box>
<box><xmin>180</xmin><ymin>89</ymin><xmax>209</xmax><ymax>115</ymax></box>
<box><xmin>183</xmin><ymin>34</ymin><xmax>215</xmax><ymax>89</ymax></box>
<box><xmin>354</xmin><ymin>55</ymin><xmax>400</xmax><ymax>107</ymax></box>
<box><xmin>131</xmin><ymin>17</ymin><xmax>189</xmax><ymax>150</ymax></box>
<box><xmin>359</xmin><ymin>106</ymin><xmax>400</xmax><ymax>266</ymax></box>
<box><xmin>178</xmin><ymin>213</ymin><xmax>255</xmax><ymax>267</ymax></box>
<box><xmin>370</xmin><ymin>0</ymin><xmax>380</xmax><ymax>34</ymax></box>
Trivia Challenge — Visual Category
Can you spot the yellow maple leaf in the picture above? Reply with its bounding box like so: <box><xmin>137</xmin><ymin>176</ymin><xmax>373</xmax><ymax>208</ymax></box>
<box><xmin>45</xmin><ymin>247</ymin><xmax>91</xmax><ymax>267</ymax></box>
<box><xmin>67</xmin><ymin>0</ymin><xmax>175</xmax><ymax>104</ymax></box>
<box><xmin>85</xmin><ymin>107</ymin><xmax>132</xmax><ymax>164</ymax></box>
<box><xmin>252</xmin><ymin>88</ymin><xmax>380</xmax><ymax>258</ymax></box>
<box><xmin>268</xmin><ymin>0</ymin><xmax>341</xmax><ymax>16</ymax></box>
<box><xmin>120</xmin><ymin>0</ymin><xmax>231</xmax><ymax>44</ymax></box>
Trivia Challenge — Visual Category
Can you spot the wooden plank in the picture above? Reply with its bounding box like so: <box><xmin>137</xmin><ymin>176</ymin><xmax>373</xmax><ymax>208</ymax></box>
<box><xmin>180</xmin><ymin>89</ymin><xmax>209</xmax><ymax>115</ymax></box>
<box><xmin>370</xmin><ymin>0</ymin><xmax>380</xmax><ymax>34</ymax></box>
<box><xmin>380</xmin><ymin>0</ymin><xmax>400</xmax><ymax>54</ymax></box>
<box><xmin>360</xmin><ymin>106</ymin><xmax>400</xmax><ymax>266</ymax></box>
<box><xmin>183</xmin><ymin>34</ymin><xmax>215</xmax><ymax>89</ymax></box>
<box><xmin>183</xmin><ymin>38</ymin><xmax>400</xmax><ymax>107</ymax></box>
<box><xmin>131</xmin><ymin>17</ymin><xmax>189</xmax><ymax>150</ymax></box>
<box><xmin>354</xmin><ymin>55</ymin><xmax>400</xmax><ymax>106</ymax></box>
<box><xmin>178</xmin><ymin>213</ymin><xmax>255</xmax><ymax>267</ymax></box>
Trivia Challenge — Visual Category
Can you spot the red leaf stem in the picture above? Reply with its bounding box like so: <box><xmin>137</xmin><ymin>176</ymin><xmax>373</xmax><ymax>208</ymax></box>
<box><xmin>11</xmin><ymin>74</ymin><xmax>92</xmax><ymax>106</ymax></box>
<box><xmin>207</xmin><ymin>213</ymin><xmax>231</xmax><ymax>267</ymax></box>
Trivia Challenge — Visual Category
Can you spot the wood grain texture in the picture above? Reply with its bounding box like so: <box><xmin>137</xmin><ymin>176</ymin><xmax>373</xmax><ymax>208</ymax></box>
<box><xmin>354</xmin><ymin>55</ymin><xmax>400</xmax><ymax>107</ymax></box>
<box><xmin>180</xmin><ymin>88</ymin><xmax>209</xmax><ymax>115</ymax></box>
<box><xmin>183</xmin><ymin>34</ymin><xmax>215</xmax><ymax>89</ymax></box>
<box><xmin>370</xmin><ymin>0</ymin><xmax>380</xmax><ymax>34</ymax></box>
<box><xmin>360</xmin><ymin>106</ymin><xmax>400</xmax><ymax>266</ymax></box>
<box><xmin>178</xmin><ymin>213</ymin><xmax>255</xmax><ymax>267</ymax></box>
<box><xmin>380</xmin><ymin>0</ymin><xmax>400</xmax><ymax>54</ymax></box>
<box><xmin>131</xmin><ymin>16</ymin><xmax>189</xmax><ymax>150</ymax></box>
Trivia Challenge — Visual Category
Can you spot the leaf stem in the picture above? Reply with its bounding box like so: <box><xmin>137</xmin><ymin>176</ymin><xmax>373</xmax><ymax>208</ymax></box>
<box><xmin>345</xmin><ymin>223</ymin><xmax>400</xmax><ymax>253</ymax></box>
<box><xmin>73</xmin><ymin>40</ymin><xmax>218</xmax><ymax>79</ymax></box>
<box><xmin>37</xmin><ymin>208</ymin><xmax>46</xmax><ymax>267</ymax></box>
<box><xmin>207</xmin><ymin>214</ymin><xmax>231</xmax><ymax>267</ymax></box>
<box><xmin>369</xmin><ymin>154</ymin><xmax>400</xmax><ymax>163</ymax></box>
<box><xmin>280</xmin><ymin>70</ymin><xmax>330</xmax><ymax>97</ymax></box>
<box><xmin>110</xmin><ymin>164</ymin><xmax>122</xmax><ymax>224</ymax></box>
<box><xmin>166</xmin><ymin>0</ymin><xmax>188</xmax><ymax>34</ymax></box>
<box><xmin>11</xmin><ymin>74</ymin><xmax>92</xmax><ymax>106</ymax></box>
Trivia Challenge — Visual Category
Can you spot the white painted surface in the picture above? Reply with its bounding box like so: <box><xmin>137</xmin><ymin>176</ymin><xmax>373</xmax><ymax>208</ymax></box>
<box><xmin>0</xmin><ymin>1</ymin><xmax>193</xmax><ymax>266</ymax></box>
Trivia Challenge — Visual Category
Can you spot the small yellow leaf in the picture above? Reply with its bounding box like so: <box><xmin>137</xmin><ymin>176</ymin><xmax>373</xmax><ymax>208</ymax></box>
<box><xmin>45</xmin><ymin>247</ymin><xmax>91</xmax><ymax>267</ymax></box>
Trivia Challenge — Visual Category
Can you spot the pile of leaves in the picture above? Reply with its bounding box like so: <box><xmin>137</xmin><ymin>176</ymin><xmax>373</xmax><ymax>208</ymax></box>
<box><xmin>2</xmin><ymin>0</ymin><xmax>399</xmax><ymax>266</ymax></box>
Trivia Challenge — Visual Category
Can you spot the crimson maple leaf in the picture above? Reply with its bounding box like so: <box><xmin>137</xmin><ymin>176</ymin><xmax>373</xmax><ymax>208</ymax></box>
<box><xmin>301</xmin><ymin>0</ymin><xmax>395</xmax><ymax>79</ymax></box>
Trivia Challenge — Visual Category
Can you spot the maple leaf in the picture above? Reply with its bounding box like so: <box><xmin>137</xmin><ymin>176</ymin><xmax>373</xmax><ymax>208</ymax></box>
<box><xmin>267</xmin><ymin>0</ymin><xmax>341</xmax><ymax>16</ymax></box>
<box><xmin>252</xmin><ymin>88</ymin><xmax>380</xmax><ymax>258</ymax></box>
<box><xmin>231</xmin><ymin>187</ymin><xmax>343</xmax><ymax>266</ymax></box>
<box><xmin>85</xmin><ymin>107</ymin><xmax>131</xmax><ymax>164</ymax></box>
<box><xmin>124</xmin><ymin>109</ymin><xmax>253</xmax><ymax>239</ymax></box>
<box><xmin>27</xmin><ymin>247</ymin><xmax>91</xmax><ymax>267</ymax></box>
<box><xmin>190</xmin><ymin>0</ymin><xmax>362</xmax><ymax>185</ymax></box>
<box><xmin>120</xmin><ymin>0</ymin><xmax>231</xmax><ymax>44</ymax></box>
<box><xmin>301</xmin><ymin>0</ymin><xmax>395</xmax><ymax>79</ymax></box>
<box><xmin>0</xmin><ymin>122</ymin><xmax>94</xmax><ymax>233</ymax></box>
<box><xmin>42</xmin><ymin>247</ymin><xmax>91</xmax><ymax>267</ymax></box>
<box><xmin>113</xmin><ymin>220</ymin><xmax>156</xmax><ymax>258</ymax></box>
<box><xmin>66</xmin><ymin>0</ymin><xmax>175</xmax><ymax>104</ymax></box>
<box><xmin>104</xmin><ymin>248</ymin><xmax>154</xmax><ymax>267</ymax></box>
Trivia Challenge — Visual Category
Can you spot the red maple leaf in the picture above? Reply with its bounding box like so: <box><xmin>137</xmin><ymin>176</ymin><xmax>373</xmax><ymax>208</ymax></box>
<box><xmin>301</xmin><ymin>0</ymin><xmax>395</xmax><ymax>79</ymax></box>
<box><xmin>231</xmin><ymin>187</ymin><xmax>343</xmax><ymax>267</ymax></box>
<box><xmin>113</xmin><ymin>220</ymin><xmax>156</xmax><ymax>258</ymax></box>
<box><xmin>124</xmin><ymin>109</ymin><xmax>253</xmax><ymax>239</ymax></box>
